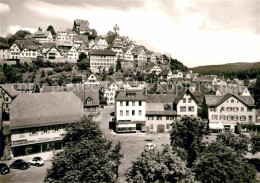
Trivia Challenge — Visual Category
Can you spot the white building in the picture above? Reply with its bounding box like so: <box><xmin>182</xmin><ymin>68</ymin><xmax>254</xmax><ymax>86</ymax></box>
<box><xmin>150</xmin><ymin>65</ymin><xmax>162</xmax><ymax>75</ymax></box>
<box><xmin>33</xmin><ymin>31</ymin><xmax>53</xmax><ymax>43</ymax></box>
<box><xmin>104</xmin><ymin>82</ymin><xmax>119</xmax><ymax>105</ymax></box>
<box><xmin>96</xmin><ymin>37</ymin><xmax>108</xmax><ymax>50</ymax></box>
<box><xmin>67</xmin><ymin>46</ymin><xmax>79</xmax><ymax>60</ymax></box>
<box><xmin>56</xmin><ymin>31</ymin><xmax>70</xmax><ymax>41</ymax></box>
<box><xmin>115</xmin><ymin>91</ymin><xmax>146</xmax><ymax>132</ymax></box>
<box><xmin>123</xmin><ymin>48</ymin><xmax>134</xmax><ymax>62</ymax></box>
<box><xmin>173</xmin><ymin>89</ymin><xmax>198</xmax><ymax>117</ymax></box>
<box><xmin>83</xmin><ymin>74</ymin><xmax>100</xmax><ymax>86</ymax></box>
<box><xmin>89</xmin><ymin>49</ymin><xmax>117</xmax><ymax>73</ymax></box>
<box><xmin>204</xmin><ymin>93</ymin><xmax>256</xmax><ymax>132</ymax></box>
<box><xmin>46</xmin><ymin>46</ymin><xmax>61</xmax><ymax>59</ymax></box>
<box><xmin>123</xmin><ymin>81</ymin><xmax>146</xmax><ymax>91</ymax></box>
<box><xmin>0</xmin><ymin>42</ymin><xmax>9</xmax><ymax>59</ymax></box>
<box><xmin>20</xmin><ymin>46</ymin><xmax>38</xmax><ymax>58</ymax></box>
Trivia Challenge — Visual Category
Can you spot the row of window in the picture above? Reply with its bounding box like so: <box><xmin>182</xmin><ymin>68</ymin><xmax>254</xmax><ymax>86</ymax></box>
<box><xmin>18</xmin><ymin>126</ymin><xmax>61</xmax><ymax>137</ymax></box>
<box><xmin>91</xmin><ymin>63</ymin><xmax>114</xmax><ymax>66</ymax></box>
<box><xmin>120</xmin><ymin>101</ymin><xmax>142</xmax><ymax>107</ymax></box>
<box><xmin>210</xmin><ymin>107</ymin><xmax>252</xmax><ymax>112</ymax></box>
<box><xmin>120</xmin><ymin>110</ymin><xmax>142</xmax><ymax>116</ymax></box>
<box><xmin>21</xmin><ymin>53</ymin><xmax>36</xmax><ymax>56</ymax></box>
<box><xmin>182</xmin><ymin>97</ymin><xmax>192</xmax><ymax>103</ymax></box>
<box><xmin>150</xmin><ymin>124</ymin><xmax>170</xmax><ymax>130</ymax></box>
<box><xmin>180</xmin><ymin>106</ymin><xmax>195</xmax><ymax>112</ymax></box>
<box><xmin>211</xmin><ymin>115</ymin><xmax>252</xmax><ymax>121</ymax></box>
<box><xmin>147</xmin><ymin>116</ymin><xmax>173</xmax><ymax>120</ymax></box>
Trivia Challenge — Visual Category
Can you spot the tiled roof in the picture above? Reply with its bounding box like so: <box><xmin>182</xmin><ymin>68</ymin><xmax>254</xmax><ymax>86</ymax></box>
<box><xmin>116</xmin><ymin>91</ymin><xmax>146</xmax><ymax>101</ymax></box>
<box><xmin>216</xmin><ymin>85</ymin><xmax>247</xmax><ymax>96</ymax></box>
<box><xmin>42</xmin><ymin>42</ymin><xmax>58</xmax><ymax>48</ymax></box>
<box><xmin>10</xmin><ymin>92</ymin><xmax>85</xmax><ymax>129</ymax></box>
<box><xmin>173</xmin><ymin>89</ymin><xmax>198</xmax><ymax>105</ymax></box>
<box><xmin>205</xmin><ymin>93</ymin><xmax>255</xmax><ymax>107</ymax></box>
<box><xmin>146</xmin><ymin>94</ymin><xmax>176</xmax><ymax>103</ymax></box>
<box><xmin>73</xmin><ymin>35</ymin><xmax>88</xmax><ymax>43</ymax></box>
<box><xmin>74</xmin><ymin>19</ymin><xmax>88</xmax><ymax>26</ymax></box>
<box><xmin>89</xmin><ymin>49</ymin><xmax>116</xmax><ymax>56</ymax></box>
<box><xmin>198</xmin><ymin>75</ymin><xmax>217</xmax><ymax>82</ymax></box>
<box><xmin>14</xmin><ymin>39</ymin><xmax>34</xmax><ymax>50</ymax></box>
<box><xmin>33</xmin><ymin>31</ymin><xmax>51</xmax><ymax>38</ymax></box>
<box><xmin>57</xmin><ymin>40</ymin><xmax>73</xmax><ymax>47</ymax></box>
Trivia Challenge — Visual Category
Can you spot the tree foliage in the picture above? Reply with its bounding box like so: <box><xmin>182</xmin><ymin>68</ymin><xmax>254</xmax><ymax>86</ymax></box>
<box><xmin>251</xmin><ymin>133</ymin><xmax>260</xmax><ymax>154</ymax></box>
<box><xmin>125</xmin><ymin>145</ymin><xmax>194</xmax><ymax>183</ymax></box>
<box><xmin>216</xmin><ymin>131</ymin><xmax>250</xmax><ymax>154</ymax></box>
<box><xmin>170</xmin><ymin>117</ymin><xmax>208</xmax><ymax>167</ymax></box>
<box><xmin>193</xmin><ymin>142</ymin><xmax>257</xmax><ymax>183</ymax></box>
<box><xmin>47</xmin><ymin>25</ymin><xmax>56</xmax><ymax>36</ymax></box>
<box><xmin>45</xmin><ymin>118</ymin><xmax>123</xmax><ymax>183</ymax></box>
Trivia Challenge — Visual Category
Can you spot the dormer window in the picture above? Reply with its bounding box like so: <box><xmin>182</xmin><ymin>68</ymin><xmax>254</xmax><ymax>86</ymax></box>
<box><xmin>86</xmin><ymin>98</ymin><xmax>93</xmax><ymax>105</ymax></box>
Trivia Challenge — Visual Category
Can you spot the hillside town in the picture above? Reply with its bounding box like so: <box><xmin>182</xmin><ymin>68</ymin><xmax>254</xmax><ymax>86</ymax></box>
<box><xmin>1</xmin><ymin>19</ymin><xmax>260</xmax><ymax>182</ymax></box>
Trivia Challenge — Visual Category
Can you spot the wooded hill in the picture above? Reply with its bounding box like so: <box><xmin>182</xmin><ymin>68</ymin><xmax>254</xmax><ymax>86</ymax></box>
<box><xmin>191</xmin><ymin>62</ymin><xmax>260</xmax><ymax>79</ymax></box>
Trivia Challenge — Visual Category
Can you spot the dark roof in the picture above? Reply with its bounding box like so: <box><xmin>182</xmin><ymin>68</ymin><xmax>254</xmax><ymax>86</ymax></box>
<box><xmin>42</xmin><ymin>42</ymin><xmax>57</xmax><ymax>48</ymax></box>
<box><xmin>146</xmin><ymin>94</ymin><xmax>176</xmax><ymax>103</ymax></box>
<box><xmin>33</xmin><ymin>31</ymin><xmax>51</xmax><ymax>38</ymax></box>
<box><xmin>205</xmin><ymin>93</ymin><xmax>255</xmax><ymax>107</ymax></box>
<box><xmin>173</xmin><ymin>89</ymin><xmax>198</xmax><ymax>104</ymax></box>
<box><xmin>116</xmin><ymin>91</ymin><xmax>146</xmax><ymax>101</ymax></box>
<box><xmin>0</xmin><ymin>42</ymin><xmax>9</xmax><ymax>49</ymax></box>
<box><xmin>198</xmin><ymin>75</ymin><xmax>217</xmax><ymax>82</ymax></box>
<box><xmin>14</xmin><ymin>39</ymin><xmax>34</xmax><ymax>50</ymax></box>
<box><xmin>216</xmin><ymin>85</ymin><xmax>247</xmax><ymax>96</ymax></box>
<box><xmin>89</xmin><ymin>49</ymin><xmax>116</xmax><ymax>56</ymax></box>
<box><xmin>10</xmin><ymin>92</ymin><xmax>85</xmax><ymax>129</ymax></box>
<box><xmin>73</xmin><ymin>35</ymin><xmax>88</xmax><ymax>43</ymax></box>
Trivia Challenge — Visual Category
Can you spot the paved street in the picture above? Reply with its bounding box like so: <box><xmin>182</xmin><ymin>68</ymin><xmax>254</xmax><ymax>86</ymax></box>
<box><xmin>0</xmin><ymin>160</ymin><xmax>52</xmax><ymax>183</ymax></box>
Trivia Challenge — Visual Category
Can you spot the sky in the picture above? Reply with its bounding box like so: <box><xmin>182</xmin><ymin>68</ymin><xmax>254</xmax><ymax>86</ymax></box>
<box><xmin>0</xmin><ymin>0</ymin><xmax>259</xmax><ymax>67</ymax></box>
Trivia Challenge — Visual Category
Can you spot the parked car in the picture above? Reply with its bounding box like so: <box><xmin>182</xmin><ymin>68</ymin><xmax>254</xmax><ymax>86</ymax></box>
<box><xmin>0</xmin><ymin>163</ymin><xmax>10</xmax><ymax>175</ymax></box>
<box><xmin>144</xmin><ymin>143</ymin><xmax>157</xmax><ymax>151</ymax></box>
<box><xmin>29</xmin><ymin>157</ymin><xmax>44</xmax><ymax>167</ymax></box>
<box><xmin>10</xmin><ymin>159</ymin><xmax>30</xmax><ymax>170</ymax></box>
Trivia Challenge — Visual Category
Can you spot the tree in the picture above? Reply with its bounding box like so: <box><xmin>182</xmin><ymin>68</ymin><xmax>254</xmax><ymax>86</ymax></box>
<box><xmin>78</xmin><ymin>52</ymin><xmax>87</xmax><ymax>62</ymax></box>
<box><xmin>216</xmin><ymin>131</ymin><xmax>250</xmax><ymax>155</ymax></box>
<box><xmin>251</xmin><ymin>133</ymin><xmax>260</xmax><ymax>154</ymax></box>
<box><xmin>253</xmin><ymin>75</ymin><xmax>260</xmax><ymax>107</ymax></box>
<box><xmin>170</xmin><ymin>117</ymin><xmax>208</xmax><ymax>167</ymax></box>
<box><xmin>109</xmin><ymin>142</ymin><xmax>123</xmax><ymax>179</ymax></box>
<box><xmin>116</xmin><ymin>59</ymin><xmax>121</xmax><ymax>72</ymax></box>
<box><xmin>46</xmin><ymin>25</ymin><xmax>56</xmax><ymax>36</ymax></box>
<box><xmin>125</xmin><ymin>145</ymin><xmax>194</xmax><ymax>183</ymax></box>
<box><xmin>41</xmin><ymin>70</ymin><xmax>45</xmax><ymax>78</ymax></box>
<box><xmin>193</xmin><ymin>142</ymin><xmax>257</xmax><ymax>183</ymax></box>
<box><xmin>45</xmin><ymin>118</ymin><xmax>123</xmax><ymax>183</ymax></box>
<box><xmin>108</xmin><ymin>66</ymin><xmax>114</xmax><ymax>75</ymax></box>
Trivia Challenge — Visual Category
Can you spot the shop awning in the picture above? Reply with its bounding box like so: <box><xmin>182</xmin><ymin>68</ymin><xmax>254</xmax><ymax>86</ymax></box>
<box><xmin>209</xmin><ymin>123</ymin><xmax>224</xmax><ymax>130</ymax></box>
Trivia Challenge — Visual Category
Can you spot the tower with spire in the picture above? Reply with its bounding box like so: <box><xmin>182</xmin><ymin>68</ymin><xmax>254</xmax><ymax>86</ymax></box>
<box><xmin>113</xmin><ymin>24</ymin><xmax>119</xmax><ymax>35</ymax></box>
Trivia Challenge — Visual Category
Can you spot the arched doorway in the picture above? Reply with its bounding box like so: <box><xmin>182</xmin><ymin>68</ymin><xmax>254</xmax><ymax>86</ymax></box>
<box><xmin>157</xmin><ymin>124</ymin><xmax>165</xmax><ymax>133</ymax></box>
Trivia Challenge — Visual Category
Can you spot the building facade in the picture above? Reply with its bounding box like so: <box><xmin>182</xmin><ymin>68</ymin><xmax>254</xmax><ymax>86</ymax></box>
<box><xmin>115</xmin><ymin>91</ymin><xmax>146</xmax><ymax>132</ymax></box>
<box><xmin>89</xmin><ymin>49</ymin><xmax>116</xmax><ymax>73</ymax></box>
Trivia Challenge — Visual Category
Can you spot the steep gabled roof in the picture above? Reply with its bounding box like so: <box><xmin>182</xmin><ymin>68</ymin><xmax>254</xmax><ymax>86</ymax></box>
<box><xmin>216</xmin><ymin>85</ymin><xmax>247</xmax><ymax>96</ymax></box>
<box><xmin>173</xmin><ymin>89</ymin><xmax>198</xmax><ymax>105</ymax></box>
<box><xmin>205</xmin><ymin>93</ymin><xmax>255</xmax><ymax>107</ymax></box>
<box><xmin>46</xmin><ymin>45</ymin><xmax>61</xmax><ymax>54</ymax></box>
<box><xmin>116</xmin><ymin>90</ymin><xmax>146</xmax><ymax>101</ymax></box>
